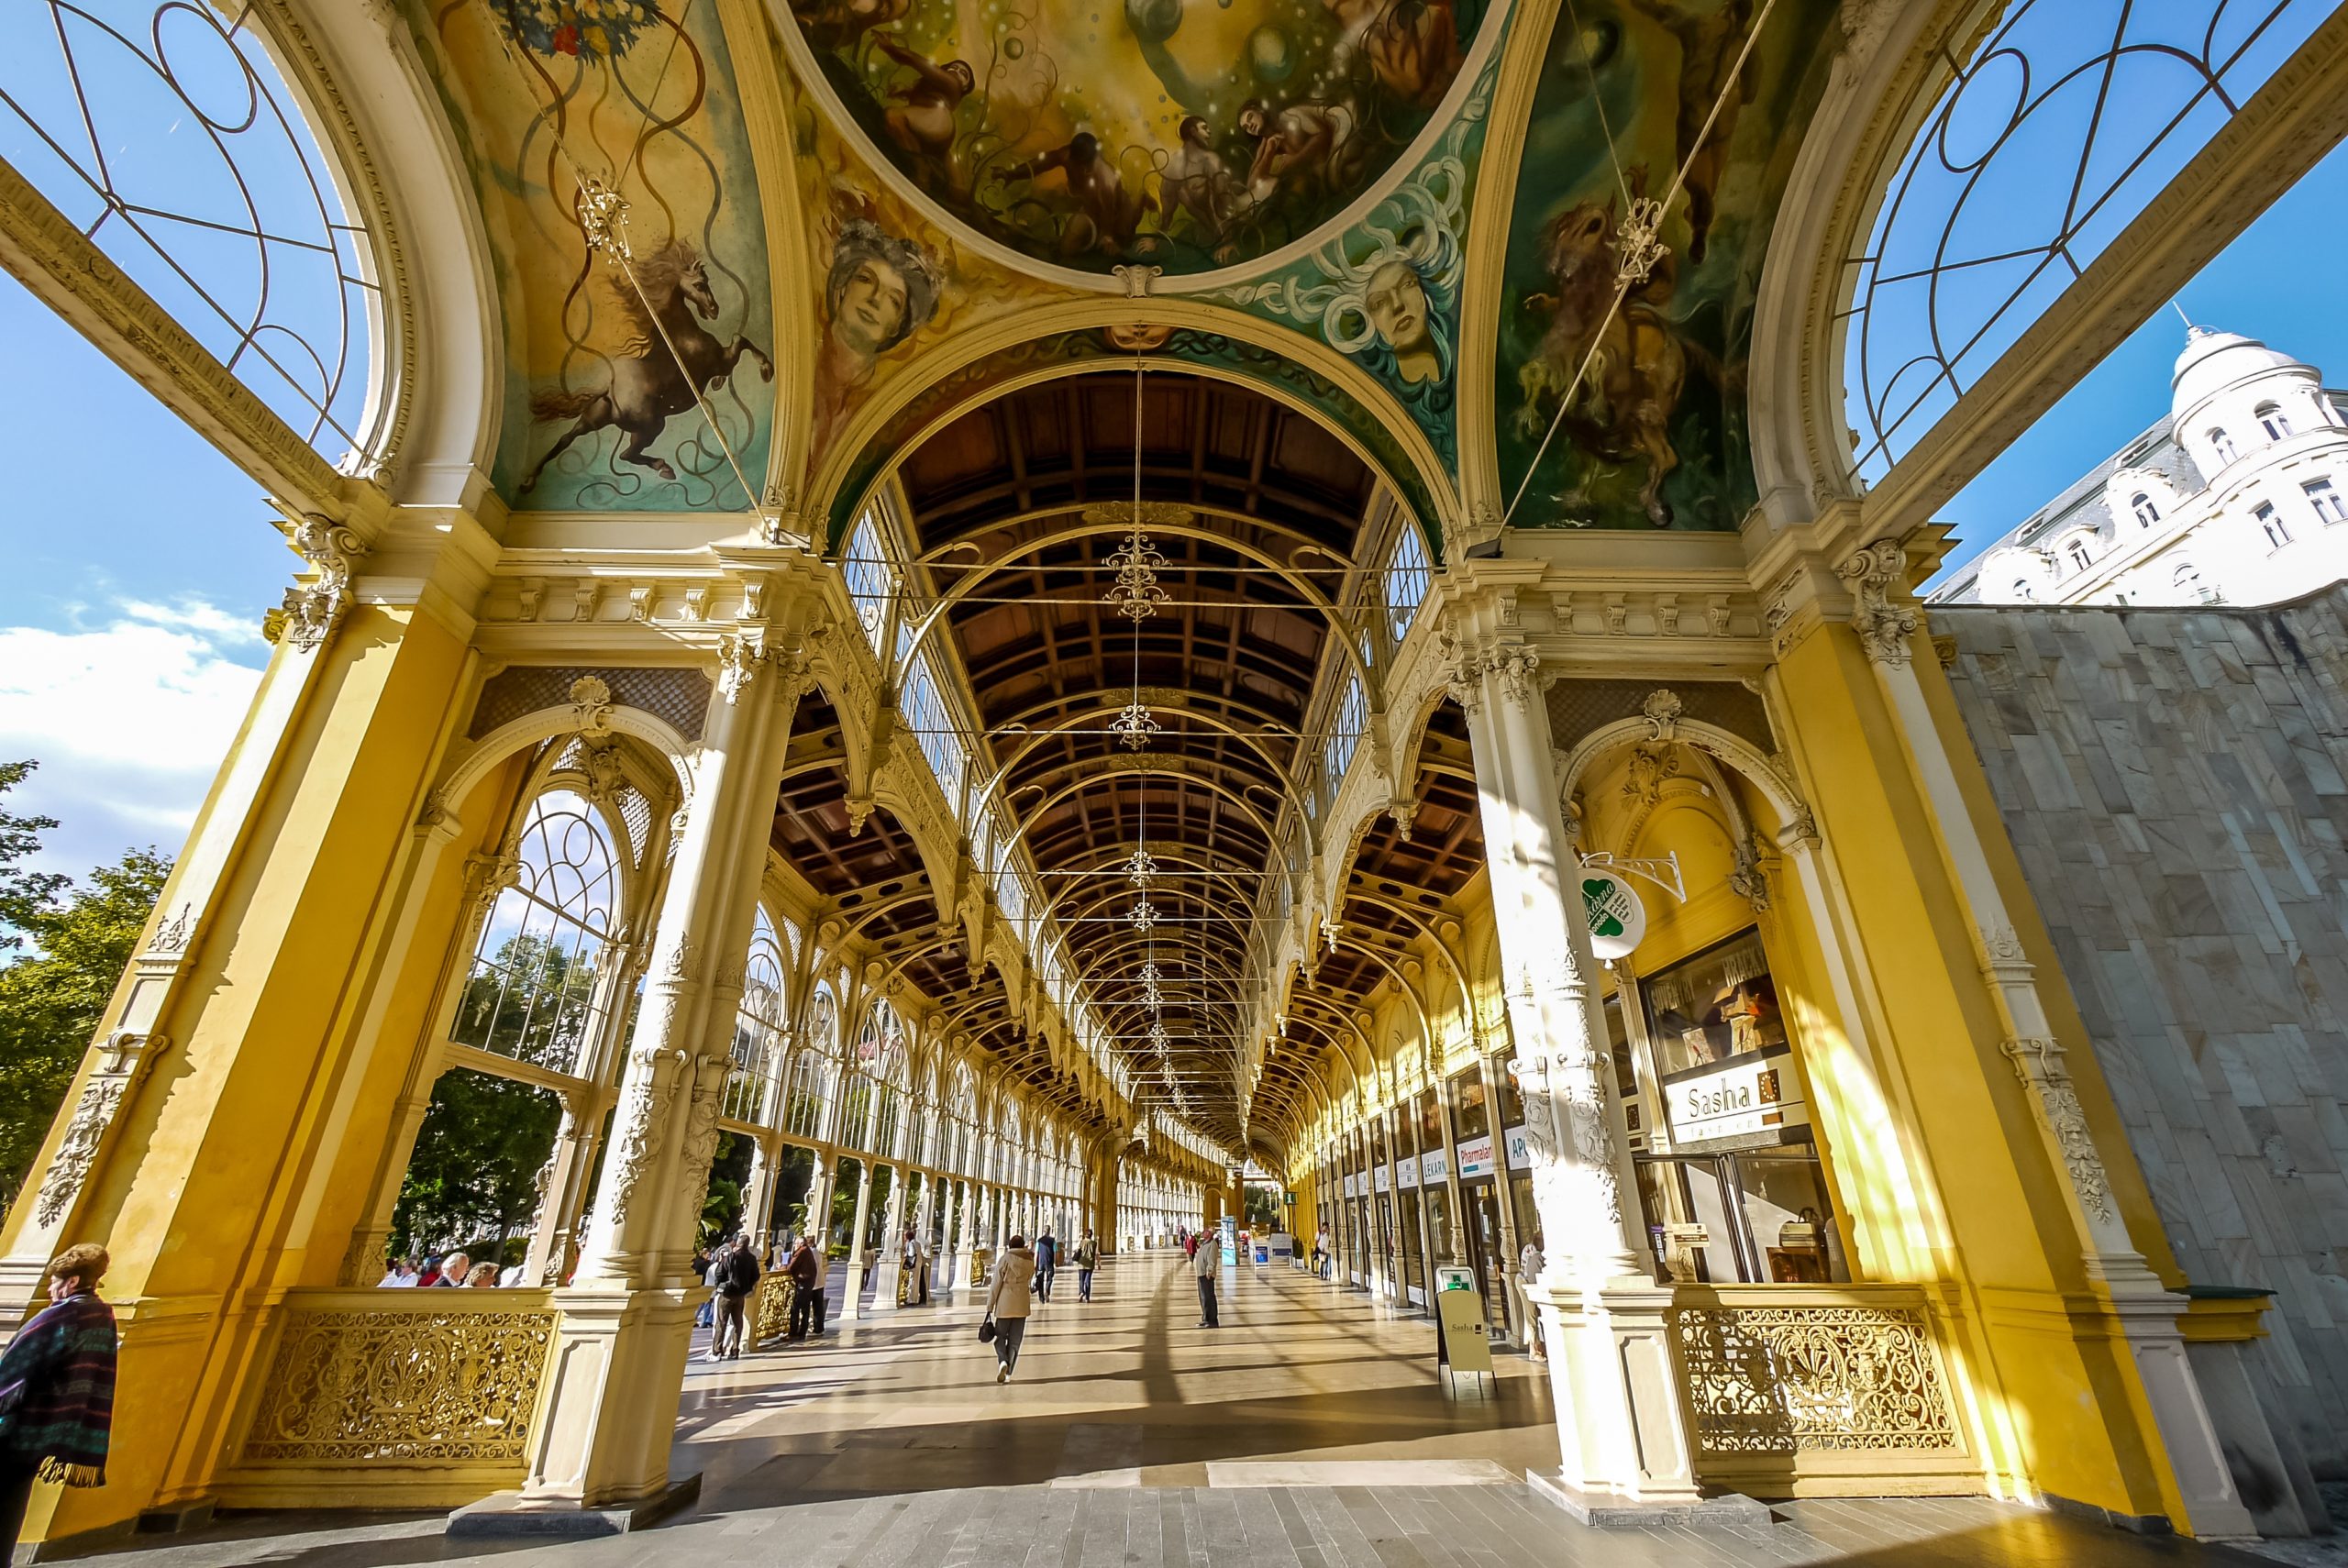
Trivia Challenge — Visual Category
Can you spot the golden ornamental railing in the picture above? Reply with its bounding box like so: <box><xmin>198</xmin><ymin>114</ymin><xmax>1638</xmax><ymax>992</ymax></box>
<box><xmin>751</xmin><ymin>1273</ymin><xmax>796</xmax><ymax>1344</ymax></box>
<box><xmin>220</xmin><ymin>1287</ymin><xmax>559</xmax><ymax>1507</ymax></box>
<box><xmin>1670</xmin><ymin>1286</ymin><xmax>1979</xmax><ymax>1496</ymax></box>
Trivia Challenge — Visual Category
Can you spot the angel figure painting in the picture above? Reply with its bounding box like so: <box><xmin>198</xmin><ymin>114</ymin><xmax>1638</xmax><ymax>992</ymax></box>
<box><xmin>1493</xmin><ymin>0</ymin><xmax>1835</xmax><ymax>530</ymax></box>
<box><xmin>785</xmin><ymin>0</ymin><xmax>1490</xmax><ymax>274</ymax></box>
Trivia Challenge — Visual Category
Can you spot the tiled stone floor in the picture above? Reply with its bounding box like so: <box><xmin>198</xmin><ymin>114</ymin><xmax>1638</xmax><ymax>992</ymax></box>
<box><xmin>46</xmin><ymin>1253</ymin><xmax>2289</xmax><ymax>1565</ymax></box>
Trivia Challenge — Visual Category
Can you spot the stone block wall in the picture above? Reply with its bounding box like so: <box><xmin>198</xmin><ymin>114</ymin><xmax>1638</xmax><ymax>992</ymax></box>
<box><xmin>1934</xmin><ymin>588</ymin><xmax>2348</xmax><ymax>1475</ymax></box>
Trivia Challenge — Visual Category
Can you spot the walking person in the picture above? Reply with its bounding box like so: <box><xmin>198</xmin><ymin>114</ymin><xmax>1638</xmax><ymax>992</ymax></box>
<box><xmin>1518</xmin><ymin>1235</ymin><xmax>1546</xmax><ymax>1361</ymax></box>
<box><xmin>1033</xmin><ymin>1230</ymin><xmax>1057</xmax><ymax>1302</ymax></box>
<box><xmin>1191</xmin><ymin>1228</ymin><xmax>1221</xmax><ymax>1328</ymax></box>
<box><xmin>1074</xmin><ymin>1230</ymin><xmax>1100</xmax><ymax>1302</ymax></box>
<box><xmin>0</xmin><ymin>1244</ymin><xmax>118</xmax><ymax>1558</ymax></box>
<box><xmin>983</xmin><ymin>1234</ymin><xmax>1038</xmax><ymax>1383</ymax></box>
<box><xmin>812</xmin><ymin>1241</ymin><xmax>832</xmax><ymax>1335</ymax></box>
<box><xmin>784</xmin><ymin>1237</ymin><xmax>820</xmax><ymax>1342</ymax></box>
<box><xmin>710</xmin><ymin>1233</ymin><xmax>760</xmax><ymax>1360</ymax></box>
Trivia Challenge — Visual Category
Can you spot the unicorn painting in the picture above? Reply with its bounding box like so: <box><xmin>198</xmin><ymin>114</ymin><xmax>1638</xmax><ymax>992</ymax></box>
<box><xmin>521</xmin><ymin>241</ymin><xmax>773</xmax><ymax>495</ymax></box>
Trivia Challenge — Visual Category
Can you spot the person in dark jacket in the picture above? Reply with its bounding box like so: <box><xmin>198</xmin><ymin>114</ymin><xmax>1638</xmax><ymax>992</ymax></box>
<box><xmin>1033</xmin><ymin>1231</ymin><xmax>1057</xmax><ymax>1301</ymax></box>
<box><xmin>1074</xmin><ymin>1230</ymin><xmax>1101</xmax><ymax>1301</ymax></box>
<box><xmin>784</xmin><ymin>1238</ymin><xmax>821</xmax><ymax>1342</ymax></box>
<box><xmin>709</xmin><ymin>1235</ymin><xmax>760</xmax><ymax>1360</ymax></box>
<box><xmin>0</xmin><ymin>1244</ymin><xmax>117</xmax><ymax>1555</ymax></box>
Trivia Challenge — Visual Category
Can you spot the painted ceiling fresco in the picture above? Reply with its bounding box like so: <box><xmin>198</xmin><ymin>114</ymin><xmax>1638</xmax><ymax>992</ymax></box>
<box><xmin>1494</xmin><ymin>0</ymin><xmax>1836</xmax><ymax>530</ymax></box>
<box><xmin>787</xmin><ymin>68</ymin><xmax>1070</xmax><ymax>482</ymax></box>
<box><xmin>402</xmin><ymin>0</ymin><xmax>775</xmax><ymax>511</ymax></box>
<box><xmin>1211</xmin><ymin>51</ymin><xmax>1496</xmax><ymax>471</ymax></box>
<box><xmin>780</xmin><ymin>0</ymin><xmax>1490</xmax><ymax>275</ymax></box>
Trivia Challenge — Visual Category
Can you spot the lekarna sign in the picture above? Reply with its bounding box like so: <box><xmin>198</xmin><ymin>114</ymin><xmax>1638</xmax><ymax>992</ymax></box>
<box><xmin>1580</xmin><ymin>868</ymin><xmax>1645</xmax><ymax>960</ymax></box>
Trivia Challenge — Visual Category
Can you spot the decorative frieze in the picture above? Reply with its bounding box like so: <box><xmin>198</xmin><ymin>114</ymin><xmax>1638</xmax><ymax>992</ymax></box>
<box><xmin>2000</xmin><ymin>1036</ymin><xmax>2115</xmax><ymax>1223</ymax></box>
<box><xmin>32</xmin><ymin>1032</ymin><xmax>165</xmax><ymax>1228</ymax></box>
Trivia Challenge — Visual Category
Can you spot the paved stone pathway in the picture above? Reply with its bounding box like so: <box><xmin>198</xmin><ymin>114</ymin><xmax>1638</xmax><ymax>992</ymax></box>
<box><xmin>43</xmin><ymin>1253</ymin><xmax>2284</xmax><ymax>1565</ymax></box>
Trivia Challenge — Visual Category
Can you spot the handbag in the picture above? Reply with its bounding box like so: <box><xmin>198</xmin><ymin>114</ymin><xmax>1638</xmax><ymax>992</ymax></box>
<box><xmin>978</xmin><ymin>1316</ymin><xmax>998</xmax><ymax>1344</ymax></box>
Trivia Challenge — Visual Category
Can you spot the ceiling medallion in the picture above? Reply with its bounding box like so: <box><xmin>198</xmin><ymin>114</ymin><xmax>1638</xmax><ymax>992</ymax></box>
<box><xmin>1102</xmin><ymin>529</ymin><xmax>1170</xmax><ymax>621</ymax></box>
<box><xmin>1129</xmin><ymin>898</ymin><xmax>1158</xmax><ymax>932</ymax></box>
<box><xmin>1110</xmin><ymin>699</ymin><xmax>1161</xmax><ymax>749</ymax></box>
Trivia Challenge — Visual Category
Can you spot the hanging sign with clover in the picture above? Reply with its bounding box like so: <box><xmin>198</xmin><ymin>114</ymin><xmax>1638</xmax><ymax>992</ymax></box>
<box><xmin>1580</xmin><ymin>868</ymin><xmax>1646</xmax><ymax>960</ymax></box>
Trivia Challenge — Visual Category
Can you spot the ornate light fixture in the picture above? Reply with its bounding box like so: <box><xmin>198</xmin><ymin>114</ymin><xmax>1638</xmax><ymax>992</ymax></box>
<box><xmin>1109</xmin><ymin>698</ymin><xmax>1160</xmax><ymax>749</ymax></box>
<box><xmin>1102</xmin><ymin>530</ymin><xmax>1170</xmax><ymax>621</ymax></box>
<box><xmin>1122</xmin><ymin>847</ymin><xmax>1159</xmax><ymax>888</ymax></box>
<box><xmin>1129</xmin><ymin>898</ymin><xmax>1158</xmax><ymax>932</ymax></box>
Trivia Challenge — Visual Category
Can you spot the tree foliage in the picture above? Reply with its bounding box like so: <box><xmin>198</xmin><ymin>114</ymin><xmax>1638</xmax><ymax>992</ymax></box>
<box><xmin>390</xmin><ymin>1067</ymin><xmax>563</xmax><ymax>1267</ymax></box>
<box><xmin>0</xmin><ymin>763</ymin><xmax>169</xmax><ymax>1209</ymax></box>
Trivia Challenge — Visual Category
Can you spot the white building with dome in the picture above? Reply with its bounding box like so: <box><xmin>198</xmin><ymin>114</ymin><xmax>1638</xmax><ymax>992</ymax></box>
<box><xmin>1931</xmin><ymin>326</ymin><xmax>2348</xmax><ymax>607</ymax></box>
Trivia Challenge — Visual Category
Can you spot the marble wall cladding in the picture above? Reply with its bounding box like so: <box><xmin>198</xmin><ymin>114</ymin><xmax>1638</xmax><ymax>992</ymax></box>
<box><xmin>1935</xmin><ymin>591</ymin><xmax>2348</xmax><ymax>1474</ymax></box>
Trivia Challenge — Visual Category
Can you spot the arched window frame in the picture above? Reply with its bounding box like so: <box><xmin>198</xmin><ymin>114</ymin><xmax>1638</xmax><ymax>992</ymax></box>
<box><xmin>2</xmin><ymin>1</ymin><xmax>398</xmax><ymax>465</ymax></box>
<box><xmin>724</xmin><ymin>907</ymin><xmax>789</xmax><ymax>1124</ymax></box>
<box><xmin>2132</xmin><ymin>493</ymin><xmax>2161</xmax><ymax>528</ymax></box>
<box><xmin>451</xmin><ymin>789</ymin><xmax>622</xmax><ymax>1076</ymax></box>
<box><xmin>785</xmin><ymin>985</ymin><xmax>841</xmax><ymax>1142</ymax></box>
<box><xmin>2258</xmin><ymin>402</ymin><xmax>2293</xmax><ymax>442</ymax></box>
<box><xmin>1838</xmin><ymin>0</ymin><xmax>2331</xmax><ymax>483</ymax></box>
<box><xmin>2210</xmin><ymin>427</ymin><xmax>2240</xmax><ymax>467</ymax></box>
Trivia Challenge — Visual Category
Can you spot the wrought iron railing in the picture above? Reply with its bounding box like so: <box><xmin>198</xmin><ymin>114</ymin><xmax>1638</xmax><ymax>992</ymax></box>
<box><xmin>1670</xmin><ymin>1286</ymin><xmax>1973</xmax><ymax>1492</ymax></box>
<box><xmin>225</xmin><ymin>1287</ymin><xmax>557</xmax><ymax>1505</ymax></box>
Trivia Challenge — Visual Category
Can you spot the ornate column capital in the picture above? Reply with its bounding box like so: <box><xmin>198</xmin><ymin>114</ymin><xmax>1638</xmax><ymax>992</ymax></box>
<box><xmin>1838</xmin><ymin>539</ymin><xmax>1921</xmax><ymax>668</ymax></box>
<box><xmin>261</xmin><ymin>514</ymin><xmax>366</xmax><ymax>652</ymax></box>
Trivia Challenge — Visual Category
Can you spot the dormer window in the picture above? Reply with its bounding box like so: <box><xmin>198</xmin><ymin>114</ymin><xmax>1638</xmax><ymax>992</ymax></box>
<box><xmin>2011</xmin><ymin>579</ymin><xmax>2033</xmax><ymax>602</ymax></box>
<box><xmin>2066</xmin><ymin>537</ymin><xmax>2094</xmax><ymax>572</ymax></box>
<box><xmin>2132</xmin><ymin>492</ymin><xmax>2160</xmax><ymax>527</ymax></box>
<box><xmin>2175</xmin><ymin>562</ymin><xmax>2215</xmax><ymax>604</ymax></box>
<box><xmin>2210</xmin><ymin>428</ymin><xmax>2239</xmax><ymax>465</ymax></box>
<box><xmin>2258</xmin><ymin>403</ymin><xmax>2292</xmax><ymax>442</ymax></box>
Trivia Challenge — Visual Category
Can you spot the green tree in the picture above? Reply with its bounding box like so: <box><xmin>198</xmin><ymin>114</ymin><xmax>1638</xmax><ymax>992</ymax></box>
<box><xmin>389</xmin><ymin>1067</ymin><xmax>563</xmax><ymax>1269</ymax></box>
<box><xmin>449</xmin><ymin>932</ymin><xmax>600</xmax><ymax>1071</ymax></box>
<box><xmin>0</xmin><ymin>761</ymin><xmax>170</xmax><ymax>1208</ymax></box>
<box><xmin>0</xmin><ymin>761</ymin><xmax>68</xmax><ymax>948</ymax></box>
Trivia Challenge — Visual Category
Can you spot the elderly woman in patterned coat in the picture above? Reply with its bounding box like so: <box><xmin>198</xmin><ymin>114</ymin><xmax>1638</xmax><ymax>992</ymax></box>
<box><xmin>0</xmin><ymin>1242</ymin><xmax>119</xmax><ymax>1552</ymax></box>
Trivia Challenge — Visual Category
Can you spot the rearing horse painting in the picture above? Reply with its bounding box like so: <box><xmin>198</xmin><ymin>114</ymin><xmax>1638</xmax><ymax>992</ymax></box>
<box><xmin>521</xmin><ymin>241</ymin><xmax>774</xmax><ymax>494</ymax></box>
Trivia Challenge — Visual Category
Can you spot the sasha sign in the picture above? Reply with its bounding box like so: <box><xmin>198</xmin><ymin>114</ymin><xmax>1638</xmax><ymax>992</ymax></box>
<box><xmin>1581</xmin><ymin>868</ymin><xmax>1645</xmax><ymax>960</ymax></box>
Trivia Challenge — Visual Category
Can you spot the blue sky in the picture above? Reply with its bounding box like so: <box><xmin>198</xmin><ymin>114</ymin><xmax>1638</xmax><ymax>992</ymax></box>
<box><xmin>1931</xmin><ymin>136</ymin><xmax>2348</xmax><ymax>587</ymax></box>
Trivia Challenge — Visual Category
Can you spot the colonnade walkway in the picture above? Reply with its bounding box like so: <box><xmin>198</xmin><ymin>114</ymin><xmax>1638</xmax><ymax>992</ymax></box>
<box><xmin>72</xmin><ymin>1253</ymin><xmax>2287</xmax><ymax>1566</ymax></box>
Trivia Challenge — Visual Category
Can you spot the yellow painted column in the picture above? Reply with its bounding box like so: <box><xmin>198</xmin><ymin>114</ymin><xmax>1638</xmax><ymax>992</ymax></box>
<box><xmin>0</xmin><ymin>525</ymin><xmax>482</xmax><ymax>1540</ymax></box>
<box><xmin>1767</xmin><ymin>548</ymin><xmax>2246</xmax><ymax>1536</ymax></box>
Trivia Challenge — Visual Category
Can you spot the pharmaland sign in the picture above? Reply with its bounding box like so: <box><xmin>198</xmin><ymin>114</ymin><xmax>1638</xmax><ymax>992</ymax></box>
<box><xmin>1580</xmin><ymin>868</ymin><xmax>1645</xmax><ymax>960</ymax></box>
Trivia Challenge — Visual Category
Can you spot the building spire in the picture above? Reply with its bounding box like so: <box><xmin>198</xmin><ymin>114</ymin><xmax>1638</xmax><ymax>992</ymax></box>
<box><xmin>2172</xmin><ymin>299</ymin><xmax>2203</xmax><ymax>337</ymax></box>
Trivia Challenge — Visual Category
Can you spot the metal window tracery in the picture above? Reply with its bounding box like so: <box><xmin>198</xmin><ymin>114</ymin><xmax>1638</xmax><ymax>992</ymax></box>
<box><xmin>454</xmin><ymin>791</ymin><xmax>617</xmax><ymax>1073</ymax></box>
<box><xmin>1842</xmin><ymin>0</ymin><xmax>2329</xmax><ymax>483</ymax></box>
<box><xmin>724</xmin><ymin>909</ymin><xmax>787</xmax><ymax>1123</ymax></box>
<box><xmin>3</xmin><ymin>2</ymin><xmax>384</xmax><ymax>462</ymax></box>
<box><xmin>784</xmin><ymin>987</ymin><xmax>839</xmax><ymax>1142</ymax></box>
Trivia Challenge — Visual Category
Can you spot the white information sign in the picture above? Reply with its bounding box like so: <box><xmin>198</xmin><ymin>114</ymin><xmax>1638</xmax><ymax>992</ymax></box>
<box><xmin>1668</xmin><ymin>1053</ymin><xmax>1803</xmax><ymax>1144</ymax></box>
<box><xmin>1454</xmin><ymin>1134</ymin><xmax>1496</xmax><ymax>1179</ymax></box>
<box><xmin>1420</xmin><ymin>1148</ymin><xmax>1450</xmax><ymax>1184</ymax></box>
<box><xmin>1579</xmin><ymin>869</ymin><xmax>1646</xmax><ymax>960</ymax></box>
<box><xmin>1373</xmin><ymin>1164</ymin><xmax>1391</xmax><ymax>1194</ymax></box>
<box><xmin>1397</xmin><ymin>1155</ymin><xmax>1421</xmax><ymax>1189</ymax></box>
<box><xmin>1502</xmin><ymin>1124</ymin><xmax>1534</xmax><ymax>1171</ymax></box>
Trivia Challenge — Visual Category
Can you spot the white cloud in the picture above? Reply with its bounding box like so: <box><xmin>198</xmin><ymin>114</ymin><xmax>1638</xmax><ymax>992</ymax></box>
<box><xmin>0</xmin><ymin>599</ymin><xmax>266</xmax><ymax>876</ymax></box>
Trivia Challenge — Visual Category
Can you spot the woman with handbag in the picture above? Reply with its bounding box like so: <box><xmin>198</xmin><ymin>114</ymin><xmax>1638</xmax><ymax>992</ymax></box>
<box><xmin>981</xmin><ymin>1233</ymin><xmax>1037</xmax><ymax>1383</ymax></box>
<box><xmin>0</xmin><ymin>1243</ymin><xmax>118</xmax><ymax>1554</ymax></box>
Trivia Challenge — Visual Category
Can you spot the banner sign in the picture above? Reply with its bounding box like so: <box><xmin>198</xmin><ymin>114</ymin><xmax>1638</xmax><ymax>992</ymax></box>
<box><xmin>1503</xmin><ymin>1124</ymin><xmax>1534</xmax><ymax>1171</ymax></box>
